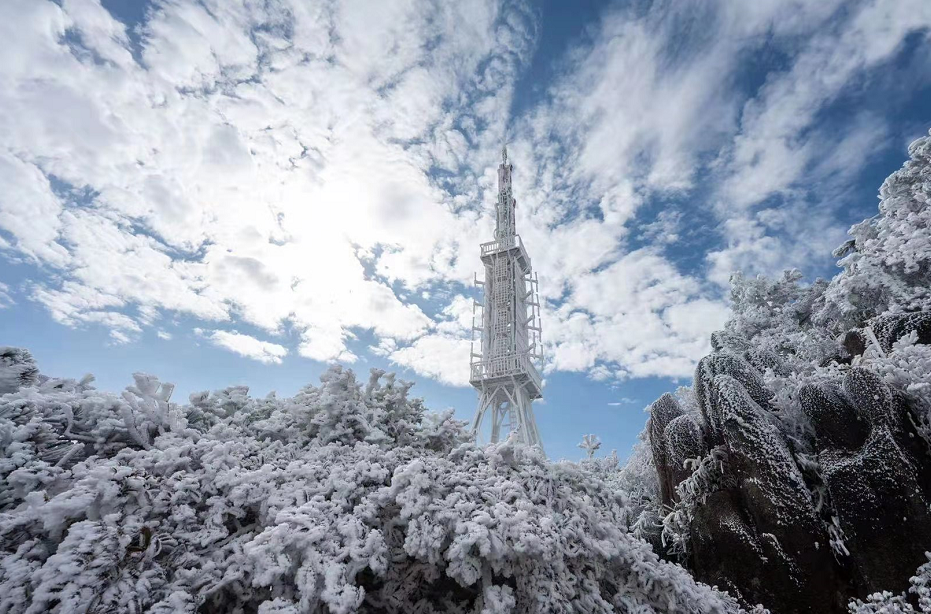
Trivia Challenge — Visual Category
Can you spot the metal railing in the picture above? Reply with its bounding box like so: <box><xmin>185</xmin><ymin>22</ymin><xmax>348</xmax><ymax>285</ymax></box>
<box><xmin>480</xmin><ymin>234</ymin><xmax>521</xmax><ymax>255</ymax></box>
<box><xmin>480</xmin><ymin>235</ymin><xmax>531</xmax><ymax>269</ymax></box>
<box><xmin>470</xmin><ymin>352</ymin><xmax>543</xmax><ymax>392</ymax></box>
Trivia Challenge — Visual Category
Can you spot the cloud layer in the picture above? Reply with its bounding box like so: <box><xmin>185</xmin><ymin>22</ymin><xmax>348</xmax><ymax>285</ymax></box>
<box><xmin>0</xmin><ymin>0</ymin><xmax>929</xmax><ymax>386</ymax></box>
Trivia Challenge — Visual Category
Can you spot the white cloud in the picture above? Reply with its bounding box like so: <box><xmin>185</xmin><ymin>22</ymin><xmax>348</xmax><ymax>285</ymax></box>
<box><xmin>705</xmin><ymin>209</ymin><xmax>850</xmax><ymax>287</ymax></box>
<box><xmin>0</xmin><ymin>282</ymin><xmax>12</xmax><ymax>308</ymax></box>
<box><xmin>721</xmin><ymin>1</ymin><xmax>931</xmax><ymax>210</ymax></box>
<box><xmin>703</xmin><ymin>0</ymin><xmax>931</xmax><ymax>284</ymax></box>
<box><xmin>382</xmin><ymin>294</ymin><xmax>476</xmax><ymax>386</ymax></box>
<box><xmin>109</xmin><ymin>329</ymin><xmax>132</xmax><ymax>345</ymax></box>
<box><xmin>388</xmin><ymin>333</ymin><xmax>472</xmax><ymax>387</ymax></box>
<box><xmin>541</xmin><ymin>249</ymin><xmax>730</xmax><ymax>380</ymax></box>
<box><xmin>0</xmin><ymin>0</ymin><xmax>529</xmax><ymax>368</ymax></box>
<box><xmin>640</xmin><ymin>210</ymin><xmax>681</xmax><ymax>245</ymax></box>
<box><xmin>434</xmin><ymin>294</ymin><xmax>475</xmax><ymax>335</ymax></box>
<box><xmin>197</xmin><ymin>329</ymin><xmax>288</xmax><ymax>364</ymax></box>
<box><xmin>0</xmin><ymin>0</ymin><xmax>928</xmax><ymax>389</ymax></box>
<box><xmin>494</xmin><ymin>0</ymin><xmax>930</xmax><ymax>380</ymax></box>
<box><xmin>0</xmin><ymin>152</ymin><xmax>69</xmax><ymax>266</ymax></box>
<box><xmin>589</xmin><ymin>365</ymin><xmax>613</xmax><ymax>382</ymax></box>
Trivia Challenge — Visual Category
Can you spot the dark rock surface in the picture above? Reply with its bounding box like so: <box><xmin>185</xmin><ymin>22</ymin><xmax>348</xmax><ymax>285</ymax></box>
<box><xmin>648</xmin><ymin>324</ymin><xmax>931</xmax><ymax>614</ymax></box>
<box><xmin>0</xmin><ymin>346</ymin><xmax>39</xmax><ymax>395</ymax></box>
<box><xmin>695</xmin><ymin>353</ymin><xmax>775</xmax><ymax>447</ymax></box>
<box><xmin>872</xmin><ymin>312</ymin><xmax>931</xmax><ymax>353</ymax></box>
<box><xmin>663</xmin><ymin>414</ymin><xmax>704</xmax><ymax>489</ymax></box>
<box><xmin>648</xmin><ymin>393</ymin><xmax>685</xmax><ymax>508</ymax></box>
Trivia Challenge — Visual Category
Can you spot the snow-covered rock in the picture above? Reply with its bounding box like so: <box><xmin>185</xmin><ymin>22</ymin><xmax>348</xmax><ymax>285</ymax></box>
<box><xmin>644</xmin><ymin>131</ymin><xmax>931</xmax><ymax>613</ymax></box>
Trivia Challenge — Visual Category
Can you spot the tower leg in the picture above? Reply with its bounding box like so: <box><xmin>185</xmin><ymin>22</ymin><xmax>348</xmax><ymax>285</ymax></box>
<box><xmin>490</xmin><ymin>399</ymin><xmax>502</xmax><ymax>443</ymax></box>
<box><xmin>471</xmin><ymin>388</ymin><xmax>491</xmax><ymax>442</ymax></box>
<box><xmin>471</xmin><ymin>384</ymin><xmax>543</xmax><ymax>455</ymax></box>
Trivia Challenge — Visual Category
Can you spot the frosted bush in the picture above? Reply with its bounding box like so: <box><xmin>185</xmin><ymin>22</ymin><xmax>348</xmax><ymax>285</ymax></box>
<box><xmin>0</xmin><ymin>360</ymin><xmax>746</xmax><ymax>613</ymax></box>
<box><xmin>848</xmin><ymin>554</ymin><xmax>931</xmax><ymax>613</ymax></box>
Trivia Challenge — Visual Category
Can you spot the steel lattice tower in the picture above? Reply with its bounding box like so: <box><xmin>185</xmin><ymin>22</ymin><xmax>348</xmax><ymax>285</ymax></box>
<box><xmin>469</xmin><ymin>146</ymin><xmax>545</xmax><ymax>451</ymax></box>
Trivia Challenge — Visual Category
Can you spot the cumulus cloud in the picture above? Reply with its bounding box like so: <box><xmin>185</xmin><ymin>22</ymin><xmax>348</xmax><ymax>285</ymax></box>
<box><xmin>388</xmin><ymin>333</ymin><xmax>472</xmax><ymax>387</ymax></box>
<box><xmin>196</xmin><ymin>329</ymin><xmax>288</xmax><ymax>364</ymax></box>
<box><xmin>0</xmin><ymin>152</ymin><xmax>69</xmax><ymax>266</ymax></box>
<box><xmin>0</xmin><ymin>0</ymin><xmax>526</xmax><ymax>369</ymax></box>
<box><xmin>542</xmin><ymin>250</ymin><xmax>730</xmax><ymax>379</ymax></box>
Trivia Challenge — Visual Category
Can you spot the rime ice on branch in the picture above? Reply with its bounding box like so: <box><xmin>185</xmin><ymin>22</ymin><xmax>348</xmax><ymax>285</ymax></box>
<box><xmin>469</xmin><ymin>146</ymin><xmax>545</xmax><ymax>451</ymax></box>
<box><xmin>579</xmin><ymin>433</ymin><xmax>602</xmax><ymax>459</ymax></box>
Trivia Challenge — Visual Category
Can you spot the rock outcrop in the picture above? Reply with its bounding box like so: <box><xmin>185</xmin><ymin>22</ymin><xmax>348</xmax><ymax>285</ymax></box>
<box><xmin>639</xmin><ymin>129</ymin><xmax>931</xmax><ymax>613</ymax></box>
<box><xmin>647</xmin><ymin>316</ymin><xmax>931</xmax><ymax>613</ymax></box>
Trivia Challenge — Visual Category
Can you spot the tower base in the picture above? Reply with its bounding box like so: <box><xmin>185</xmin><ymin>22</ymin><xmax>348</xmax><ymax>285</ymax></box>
<box><xmin>471</xmin><ymin>382</ymin><xmax>544</xmax><ymax>453</ymax></box>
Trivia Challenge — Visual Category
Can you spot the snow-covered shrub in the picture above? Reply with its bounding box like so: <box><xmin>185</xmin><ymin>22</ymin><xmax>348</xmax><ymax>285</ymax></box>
<box><xmin>848</xmin><ymin>554</ymin><xmax>931</xmax><ymax>613</ymax></box>
<box><xmin>0</xmin><ymin>347</ymin><xmax>38</xmax><ymax>395</ymax></box>
<box><xmin>821</xmin><ymin>132</ymin><xmax>931</xmax><ymax>331</ymax></box>
<box><xmin>1</xmin><ymin>359</ymin><xmax>747</xmax><ymax>613</ymax></box>
<box><xmin>577</xmin><ymin>433</ymin><xmax>601</xmax><ymax>458</ymax></box>
<box><xmin>710</xmin><ymin>131</ymin><xmax>931</xmax><ymax>373</ymax></box>
<box><xmin>727</xmin><ymin>270</ymin><xmax>833</xmax><ymax>369</ymax></box>
<box><xmin>713</xmin><ymin>132</ymin><xmax>931</xmax><ymax>454</ymax></box>
<box><xmin>660</xmin><ymin>445</ymin><xmax>731</xmax><ymax>558</ymax></box>
<box><xmin>614</xmin><ymin>432</ymin><xmax>664</xmax><ymax>545</ymax></box>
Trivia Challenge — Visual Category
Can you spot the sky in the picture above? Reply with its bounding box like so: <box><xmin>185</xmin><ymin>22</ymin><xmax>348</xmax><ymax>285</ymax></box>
<box><xmin>1</xmin><ymin>0</ymin><xmax>930</xmax><ymax>462</ymax></box>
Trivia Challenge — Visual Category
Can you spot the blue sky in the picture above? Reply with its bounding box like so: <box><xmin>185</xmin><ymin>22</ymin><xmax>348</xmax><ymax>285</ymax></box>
<box><xmin>1</xmin><ymin>0</ymin><xmax>930</xmax><ymax>462</ymax></box>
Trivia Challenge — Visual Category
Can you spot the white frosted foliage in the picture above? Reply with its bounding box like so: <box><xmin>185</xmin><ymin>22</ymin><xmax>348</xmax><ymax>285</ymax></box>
<box><xmin>0</xmin><ymin>361</ymin><xmax>745</xmax><ymax>613</ymax></box>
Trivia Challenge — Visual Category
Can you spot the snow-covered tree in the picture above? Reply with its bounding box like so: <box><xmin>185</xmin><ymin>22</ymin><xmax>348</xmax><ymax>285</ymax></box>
<box><xmin>819</xmin><ymin>132</ymin><xmax>931</xmax><ymax>331</ymax></box>
<box><xmin>578</xmin><ymin>433</ymin><xmax>601</xmax><ymax>459</ymax></box>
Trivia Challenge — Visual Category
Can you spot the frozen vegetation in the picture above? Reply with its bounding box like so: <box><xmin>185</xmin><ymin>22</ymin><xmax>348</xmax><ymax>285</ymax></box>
<box><xmin>0</xmin><ymin>355</ymin><xmax>746</xmax><ymax>612</ymax></box>
<box><xmin>1</xmin><ymin>136</ymin><xmax>929</xmax><ymax>612</ymax></box>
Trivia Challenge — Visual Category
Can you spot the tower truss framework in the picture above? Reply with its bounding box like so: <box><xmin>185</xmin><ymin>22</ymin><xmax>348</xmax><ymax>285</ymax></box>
<box><xmin>469</xmin><ymin>147</ymin><xmax>545</xmax><ymax>452</ymax></box>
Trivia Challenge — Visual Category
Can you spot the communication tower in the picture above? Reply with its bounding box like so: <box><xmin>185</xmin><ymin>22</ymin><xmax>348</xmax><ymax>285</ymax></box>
<box><xmin>469</xmin><ymin>147</ymin><xmax>545</xmax><ymax>451</ymax></box>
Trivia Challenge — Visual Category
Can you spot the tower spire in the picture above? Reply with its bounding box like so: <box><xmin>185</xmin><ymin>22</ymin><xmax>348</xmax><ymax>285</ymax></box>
<box><xmin>469</xmin><ymin>150</ymin><xmax>545</xmax><ymax>452</ymax></box>
<box><xmin>494</xmin><ymin>145</ymin><xmax>517</xmax><ymax>240</ymax></box>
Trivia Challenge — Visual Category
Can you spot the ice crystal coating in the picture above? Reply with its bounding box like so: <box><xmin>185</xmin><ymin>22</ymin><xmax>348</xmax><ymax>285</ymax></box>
<box><xmin>648</xmin><ymin>393</ymin><xmax>685</xmax><ymax>507</ymax></box>
<box><xmin>663</xmin><ymin>414</ymin><xmax>706</xmax><ymax>487</ymax></box>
